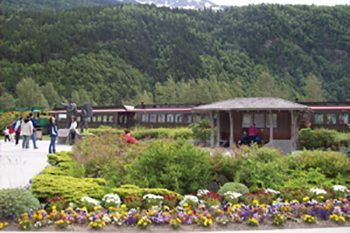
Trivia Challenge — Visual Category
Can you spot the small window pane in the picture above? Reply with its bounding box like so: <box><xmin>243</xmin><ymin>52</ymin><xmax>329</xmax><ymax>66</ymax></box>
<box><xmin>141</xmin><ymin>113</ymin><xmax>149</xmax><ymax>122</ymax></box>
<box><xmin>314</xmin><ymin>113</ymin><xmax>324</xmax><ymax>124</ymax></box>
<box><xmin>92</xmin><ymin>116</ymin><xmax>96</xmax><ymax>122</ymax></box>
<box><xmin>150</xmin><ymin>114</ymin><xmax>157</xmax><ymax>123</ymax></box>
<box><xmin>175</xmin><ymin>114</ymin><xmax>183</xmax><ymax>123</ymax></box>
<box><xmin>167</xmin><ymin>114</ymin><xmax>174</xmax><ymax>123</ymax></box>
<box><xmin>108</xmin><ymin>116</ymin><xmax>114</xmax><ymax>122</ymax></box>
<box><xmin>58</xmin><ymin>114</ymin><xmax>66</xmax><ymax>120</ymax></box>
<box><xmin>97</xmin><ymin>116</ymin><xmax>102</xmax><ymax>122</ymax></box>
<box><xmin>158</xmin><ymin>114</ymin><xmax>166</xmax><ymax>123</ymax></box>
<box><xmin>242</xmin><ymin>113</ymin><xmax>252</xmax><ymax>128</ymax></box>
<box><xmin>339</xmin><ymin>113</ymin><xmax>349</xmax><ymax>125</ymax></box>
<box><xmin>266</xmin><ymin>113</ymin><xmax>277</xmax><ymax>128</ymax></box>
<box><xmin>325</xmin><ymin>113</ymin><xmax>336</xmax><ymax>125</ymax></box>
<box><xmin>254</xmin><ymin>113</ymin><xmax>265</xmax><ymax>128</ymax></box>
<box><xmin>103</xmin><ymin>115</ymin><xmax>108</xmax><ymax>122</ymax></box>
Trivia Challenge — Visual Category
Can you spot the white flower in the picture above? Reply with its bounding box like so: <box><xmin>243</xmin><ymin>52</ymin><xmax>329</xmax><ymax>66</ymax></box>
<box><xmin>265</xmin><ymin>188</ymin><xmax>280</xmax><ymax>194</ymax></box>
<box><xmin>197</xmin><ymin>189</ymin><xmax>210</xmax><ymax>197</ymax></box>
<box><xmin>81</xmin><ymin>196</ymin><xmax>101</xmax><ymax>206</ymax></box>
<box><xmin>333</xmin><ymin>185</ymin><xmax>350</xmax><ymax>193</ymax></box>
<box><xmin>102</xmin><ymin>214</ymin><xmax>112</xmax><ymax>223</ymax></box>
<box><xmin>102</xmin><ymin>193</ymin><xmax>121</xmax><ymax>206</ymax></box>
<box><xmin>309</xmin><ymin>188</ymin><xmax>327</xmax><ymax>195</ymax></box>
<box><xmin>223</xmin><ymin>191</ymin><xmax>242</xmax><ymax>199</ymax></box>
<box><xmin>143</xmin><ymin>194</ymin><xmax>163</xmax><ymax>200</ymax></box>
<box><xmin>183</xmin><ymin>195</ymin><xmax>199</xmax><ymax>203</ymax></box>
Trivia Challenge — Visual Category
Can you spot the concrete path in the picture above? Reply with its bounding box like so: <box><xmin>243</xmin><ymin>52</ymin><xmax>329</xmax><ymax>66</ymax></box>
<box><xmin>0</xmin><ymin>140</ymin><xmax>71</xmax><ymax>189</ymax></box>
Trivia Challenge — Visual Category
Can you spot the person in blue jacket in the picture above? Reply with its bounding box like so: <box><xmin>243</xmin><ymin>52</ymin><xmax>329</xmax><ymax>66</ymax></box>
<box><xmin>48</xmin><ymin>116</ymin><xmax>58</xmax><ymax>154</ymax></box>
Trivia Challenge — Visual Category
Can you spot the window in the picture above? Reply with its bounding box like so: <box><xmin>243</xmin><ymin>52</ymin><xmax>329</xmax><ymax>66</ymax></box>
<box><xmin>242</xmin><ymin>113</ymin><xmax>252</xmax><ymax>128</ymax></box>
<box><xmin>314</xmin><ymin>113</ymin><xmax>324</xmax><ymax>124</ymax></box>
<box><xmin>149</xmin><ymin>114</ymin><xmax>157</xmax><ymax>123</ymax></box>
<box><xmin>325</xmin><ymin>113</ymin><xmax>336</xmax><ymax>125</ymax></box>
<box><xmin>92</xmin><ymin>116</ymin><xmax>96</xmax><ymax>122</ymax></box>
<box><xmin>254</xmin><ymin>113</ymin><xmax>265</xmax><ymax>128</ymax></box>
<box><xmin>175</xmin><ymin>114</ymin><xmax>183</xmax><ymax>123</ymax></box>
<box><xmin>183</xmin><ymin>114</ymin><xmax>192</xmax><ymax>123</ymax></box>
<box><xmin>167</xmin><ymin>114</ymin><xmax>174</xmax><ymax>123</ymax></box>
<box><xmin>266</xmin><ymin>113</ymin><xmax>277</xmax><ymax>128</ymax></box>
<box><xmin>77</xmin><ymin>117</ymin><xmax>81</xmax><ymax>122</ymax></box>
<box><xmin>339</xmin><ymin>113</ymin><xmax>349</xmax><ymax>125</ymax></box>
<box><xmin>58</xmin><ymin>114</ymin><xmax>66</xmax><ymax>120</ymax></box>
<box><xmin>103</xmin><ymin>115</ymin><xmax>108</xmax><ymax>122</ymax></box>
<box><xmin>141</xmin><ymin>113</ymin><xmax>149</xmax><ymax>122</ymax></box>
<box><xmin>108</xmin><ymin>115</ymin><xmax>114</xmax><ymax>123</ymax></box>
<box><xmin>158</xmin><ymin>114</ymin><xmax>166</xmax><ymax>123</ymax></box>
<box><xmin>97</xmin><ymin>115</ymin><xmax>102</xmax><ymax>122</ymax></box>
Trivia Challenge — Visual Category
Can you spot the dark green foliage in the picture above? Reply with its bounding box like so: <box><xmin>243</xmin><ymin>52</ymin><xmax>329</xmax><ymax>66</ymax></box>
<box><xmin>218</xmin><ymin>182</ymin><xmax>249</xmax><ymax>196</ymax></box>
<box><xmin>190</xmin><ymin>119</ymin><xmax>211</xmax><ymax>142</ymax></box>
<box><xmin>299</xmin><ymin>128</ymin><xmax>350</xmax><ymax>150</ymax></box>
<box><xmin>126</xmin><ymin>140</ymin><xmax>213</xmax><ymax>194</ymax></box>
<box><xmin>285</xmin><ymin>150</ymin><xmax>350</xmax><ymax>178</ymax></box>
<box><xmin>0</xmin><ymin>189</ymin><xmax>40</xmax><ymax>219</ymax></box>
<box><xmin>1</xmin><ymin>4</ymin><xmax>350</xmax><ymax>105</ymax></box>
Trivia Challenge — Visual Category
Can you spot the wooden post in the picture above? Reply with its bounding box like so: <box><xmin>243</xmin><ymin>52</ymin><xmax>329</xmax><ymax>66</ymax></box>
<box><xmin>290</xmin><ymin>110</ymin><xmax>295</xmax><ymax>141</ymax></box>
<box><xmin>229</xmin><ymin>110</ymin><xmax>234</xmax><ymax>148</ymax></box>
<box><xmin>216</xmin><ymin>112</ymin><xmax>221</xmax><ymax>147</ymax></box>
<box><xmin>269</xmin><ymin>110</ymin><xmax>273</xmax><ymax>143</ymax></box>
<box><xmin>209</xmin><ymin>111</ymin><xmax>215</xmax><ymax>148</ymax></box>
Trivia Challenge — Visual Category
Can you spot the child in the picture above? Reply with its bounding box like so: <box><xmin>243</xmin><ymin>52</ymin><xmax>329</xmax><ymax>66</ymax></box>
<box><xmin>3</xmin><ymin>127</ymin><xmax>10</xmax><ymax>142</ymax></box>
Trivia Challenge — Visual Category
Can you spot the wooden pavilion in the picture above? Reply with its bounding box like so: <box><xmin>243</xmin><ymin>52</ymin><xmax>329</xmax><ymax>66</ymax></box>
<box><xmin>193</xmin><ymin>97</ymin><xmax>310</xmax><ymax>153</ymax></box>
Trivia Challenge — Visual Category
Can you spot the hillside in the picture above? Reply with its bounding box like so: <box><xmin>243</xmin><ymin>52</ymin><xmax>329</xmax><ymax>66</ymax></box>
<box><xmin>0</xmin><ymin>4</ymin><xmax>350</xmax><ymax>108</ymax></box>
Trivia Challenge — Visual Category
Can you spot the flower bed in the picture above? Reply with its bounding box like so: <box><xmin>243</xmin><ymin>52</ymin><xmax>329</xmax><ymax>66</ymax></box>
<box><xmin>2</xmin><ymin>187</ymin><xmax>350</xmax><ymax>231</ymax></box>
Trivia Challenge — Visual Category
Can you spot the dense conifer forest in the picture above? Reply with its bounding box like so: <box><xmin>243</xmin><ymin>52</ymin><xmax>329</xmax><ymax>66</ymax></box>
<box><xmin>0</xmin><ymin>1</ymin><xmax>349</xmax><ymax>108</ymax></box>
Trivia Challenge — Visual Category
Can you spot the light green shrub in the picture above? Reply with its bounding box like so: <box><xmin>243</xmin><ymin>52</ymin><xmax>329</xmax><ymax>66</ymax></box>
<box><xmin>190</xmin><ymin>119</ymin><xmax>211</xmax><ymax>141</ymax></box>
<box><xmin>126</xmin><ymin>140</ymin><xmax>213</xmax><ymax>194</ymax></box>
<box><xmin>0</xmin><ymin>189</ymin><xmax>40</xmax><ymax>219</ymax></box>
<box><xmin>218</xmin><ymin>182</ymin><xmax>249</xmax><ymax>196</ymax></box>
<box><xmin>30</xmin><ymin>174</ymin><xmax>106</xmax><ymax>203</ymax></box>
<box><xmin>299</xmin><ymin>128</ymin><xmax>350</xmax><ymax>150</ymax></box>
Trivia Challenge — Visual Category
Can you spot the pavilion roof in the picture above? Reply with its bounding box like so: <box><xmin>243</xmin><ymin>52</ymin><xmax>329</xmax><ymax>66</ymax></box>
<box><xmin>193</xmin><ymin>97</ymin><xmax>309</xmax><ymax>111</ymax></box>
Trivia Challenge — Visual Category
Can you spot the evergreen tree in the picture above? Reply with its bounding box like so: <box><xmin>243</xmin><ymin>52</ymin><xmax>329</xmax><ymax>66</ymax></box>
<box><xmin>15</xmin><ymin>78</ymin><xmax>49</xmax><ymax>108</ymax></box>
<box><xmin>301</xmin><ymin>73</ymin><xmax>325</xmax><ymax>101</ymax></box>
<box><xmin>0</xmin><ymin>92</ymin><xmax>16</xmax><ymax>110</ymax></box>
<box><xmin>41</xmin><ymin>82</ymin><xmax>64</xmax><ymax>108</ymax></box>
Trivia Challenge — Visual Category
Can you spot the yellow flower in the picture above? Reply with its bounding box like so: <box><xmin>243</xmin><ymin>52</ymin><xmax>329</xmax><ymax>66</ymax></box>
<box><xmin>303</xmin><ymin>196</ymin><xmax>310</xmax><ymax>202</ymax></box>
<box><xmin>252</xmin><ymin>200</ymin><xmax>259</xmax><ymax>206</ymax></box>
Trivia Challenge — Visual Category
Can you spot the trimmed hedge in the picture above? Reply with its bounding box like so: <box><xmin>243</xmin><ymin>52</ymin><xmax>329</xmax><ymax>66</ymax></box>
<box><xmin>299</xmin><ymin>128</ymin><xmax>350</xmax><ymax>150</ymax></box>
<box><xmin>30</xmin><ymin>174</ymin><xmax>106</xmax><ymax>203</ymax></box>
<box><xmin>88</xmin><ymin>127</ymin><xmax>193</xmax><ymax>139</ymax></box>
<box><xmin>112</xmin><ymin>184</ymin><xmax>180</xmax><ymax>199</ymax></box>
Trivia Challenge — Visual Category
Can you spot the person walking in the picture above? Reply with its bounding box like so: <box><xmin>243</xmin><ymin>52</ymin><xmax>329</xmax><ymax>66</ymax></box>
<box><xmin>21</xmin><ymin>116</ymin><xmax>33</xmax><ymax>149</ymax></box>
<box><xmin>69</xmin><ymin>117</ymin><xmax>78</xmax><ymax>145</ymax></box>
<box><xmin>48</xmin><ymin>116</ymin><xmax>58</xmax><ymax>154</ymax></box>
<box><xmin>29</xmin><ymin>113</ymin><xmax>39</xmax><ymax>149</ymax></box>
<box><xmin>14</xmin><ymin>117</ymin><xmax>22</xmax><ymax>145</ymax></box>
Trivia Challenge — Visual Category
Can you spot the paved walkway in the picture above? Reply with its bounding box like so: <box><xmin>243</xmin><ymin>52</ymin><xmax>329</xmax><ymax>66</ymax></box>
<box><xmin>0</xmin><ymin>140</ymin><xmax>71</xmax><ymax>189</ymax></box>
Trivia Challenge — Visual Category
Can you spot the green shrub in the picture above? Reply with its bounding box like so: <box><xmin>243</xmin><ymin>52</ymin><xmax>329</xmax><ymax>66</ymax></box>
<box><xmin>285</xmin><ymin>150</ymin><xmax>350</xmax><ymax>178</ymax></box>
<box><xmin>30</xmin><ymin>174</ymin><xmax>106</xmax><ymax>203</ymax></box>
<box><xmin>47</xmin><ymin>152</ymin><xmax>85</xmax><ymax>178</ymax></box>
<box><xmin>209</xmin><ymin>151</ymin><xmax>240</xmax><ymax>183</ymax></box>
<box><xmin>190</xmin><ymin>119</ymin><xmax>211</xmax><ymax>141</ymax></box>
<box><xmin>71</xmin><ymin>133</ymin><xmax>144</xmax><ymax>185</ymax></box>
<box><xmin>0</xmin><ymin>189</ymin><xmax>40</xmax><ymax>219</ymax></box>
<box><xmin>126</xmin><ymin>140</ymin><xmax>213</xmax><ymax>194</ymax></box>
<box><xmin>88</xmin><ymin>127</ymin><xmax>192</xmax><ymax>140</ymax></box>
<box><xmin>218</xmin><ymin>182</ymin><xmax>249</xmax><ymax>196</ymax></box>
<box><xmin>235</xmin><ymin>147</ymin><xmax>288</xmax><ymax>191</ymax></box>
<box><xmin>299</xmin><ymin>128</ymin><xmax>350</xmax><ymax>150</ymax></box>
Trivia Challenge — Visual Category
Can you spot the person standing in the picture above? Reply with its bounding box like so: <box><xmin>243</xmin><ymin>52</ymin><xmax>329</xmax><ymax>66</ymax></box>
<box><xmin>48</xmin><ymin>116</ymin><xmax>58</xmax><ymax>154</ymax></box>
<box><xmin>14</xmin><ymin>117</ymin><xmax>22</xmax><ymax>145</ymax></box>
<box><xmin>29</xmin><ymin>113</ymin><xmax>39</xmax><ymax>149</ymax></box>
<box><xmin>3</xmin><ymin>127</ymin><xmax>10</xmax><ymax>142</ymax></box>
<box><xmin>248</xmin><ymin>123</ymin><xmax>258</xmax><ymax>143</ymax></box>
<box><xmin>69</xmin><ymin>117</ymin><xmax>77</xmax><ymax>145</ymax></box>
<box><xmin>21</xmin><ymin>116</ymin><xmax>33</xmax><ymax>149</ymax></box>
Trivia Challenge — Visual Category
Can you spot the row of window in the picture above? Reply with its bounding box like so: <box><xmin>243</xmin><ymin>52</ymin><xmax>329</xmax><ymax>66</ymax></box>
<box><xmin>313</xmin><ymin>113</ymin><xmax>349</xmax><ymax>125</ymax></box>
<box><xmin>242</xmin><ymin>113</ymin><xmax>278</xmax><ymax>128</ymax></box>
<box><xmin>58</xmin><ymin>114</ymin><xmax>128</xmax><ymax>124</ymax></box>
<box><xmin>140</xmin><ymin>113</ymin><xmax>202</xmax><ymax>124</ymax></box>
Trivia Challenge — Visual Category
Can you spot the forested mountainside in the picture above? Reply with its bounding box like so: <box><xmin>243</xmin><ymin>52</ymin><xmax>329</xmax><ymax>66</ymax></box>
<box><xmin>0</xmin><ymin>3</ymin><xmax>350</xmax><ymax>109</ymax></box>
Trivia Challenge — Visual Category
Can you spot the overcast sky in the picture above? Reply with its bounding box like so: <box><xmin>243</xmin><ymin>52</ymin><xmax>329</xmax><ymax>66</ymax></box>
<box><xmin>212</xmin><ymin>0</ymin><xmax>350</xmax><ymax>6</ymax></box>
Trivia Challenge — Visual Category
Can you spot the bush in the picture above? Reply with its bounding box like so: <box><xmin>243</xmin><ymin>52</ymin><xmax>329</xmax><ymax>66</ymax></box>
<box><xmin>286</xmin><ymin>150</ymin><xmax>350</xmax><ymax>178</ymax></box>
<box><xmin>209</xmin><ymin>151</ymin><xmax>239</xmax><ymax>184</ymax></box>
<box><xmin>72</xmin><ymin>133</ymin><xmax>144</xmax><ymax>185</ymax></box>
<box><xmin>0</xmin><ymin>189</ymin><xmax>40</xmax><ymax>219</ymax></box>
<box><xmin>126</xmin><ymin>140</ymin><xmax>213</xmax><ymax>194</ymax></box>
<box><xmin>218</xmin><ymin>182</ymin><xmax>249</xmax><ymax>196</ymax></box>
<box><xmin>190</xmin><ymin>119</ymin><xmax>211</xmax><ymax>142</ymax></box>
<box><xmin>234</xmin><ymin>147</ymin><xmax>289</xmax><ymax>191</ymax></box>
<box><xmin>299</xmin><ymin>128</ymin><xmax>350</xmax><ymax>150</ymax></box>
<box><xmin>88</xmin><ymin>127</ymin><xmax>192</xmax><ymax>140</ymax></box>
<box><xmin>47</xmin><ymin>152</ymin><xmax>85</xmax><ymax>178</ymax></box>
<box><xmin>30</xmin><ymin>174</ymin><xmax>106</xmax><ymax>203</ymax></box>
